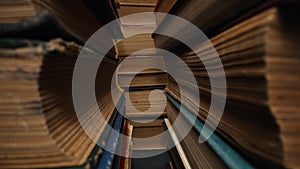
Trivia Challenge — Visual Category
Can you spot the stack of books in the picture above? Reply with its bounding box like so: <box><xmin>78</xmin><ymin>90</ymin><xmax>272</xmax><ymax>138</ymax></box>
<box><xmin>1</xmin><ymin>0</ymin><xmax>300</xmax><ymax>169</ymax></box>
<box><xmin>0</xmin><ymin>0</ymin><xmax>123</xmax><ymax>168</ymax></box>
<box><xmin>116</xmin><ymin>0</ymin><xmax>157</xmax><ymax>57</ymax></box>
<box><xmin>116</xmin><ymin>54</ymin><xmax>172</xmax><ymax>168</ymax></box>
<box><xmin>153</xmin><ymin>0</ymin><xmax>300</xmax><ymax>168</ymax></box>
<box><xmin>0</xmin><ymin>38</ymin><xmax>118</xmax><ymax>169</ymax></box>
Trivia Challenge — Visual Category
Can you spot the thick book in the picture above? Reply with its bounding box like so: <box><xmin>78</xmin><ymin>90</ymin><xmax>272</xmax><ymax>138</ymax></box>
<box><xmin>117</xmin><ymin>34</ymin><xmax>156</xmax><ymax>57</ymax></box>
<box><xmin>32</xmin><ymin>0</ymin><xmax>122</xmax><ymax>58</ymax></box>
<box><xmin>166</xmin><ymin>94</ymin><xmax>255</xmax><ymax>169</ymax></box>
<box><xmin>117</xmin><ymin>55</ymin><xmax>168</xmax><ymax>88</ymax></box>
<box><xmin>152</xmin><ymin>0</ymin><xmax>274</xmax><ymax>53</ymax></box>
<box><xmin>124</xmin><ymin>90</ymin><xmax>167</xmax><ymax>119</ymax></box>
<box><xmin>165</xmin><ymin>6</ymin><xmax>300</xmax><ymax>168</ymax></box>
<box><xmin>0</xmin><ymin>39</ymin><xmax>119</xmax><ymax>168</ymax></box>
<box><xmin>0</xmin><ymin>0</ymin><xmax>37</xmax><ymax>23</ymax></box>
<box><xmin>165</xmin><ymin>99</ymin><xmax>228</xmax><ymax>169</ymax></box>
<box><xmin>0</xmin><ymin>11</ymin><xmax>83</xmax><ymax>45</ymax></box>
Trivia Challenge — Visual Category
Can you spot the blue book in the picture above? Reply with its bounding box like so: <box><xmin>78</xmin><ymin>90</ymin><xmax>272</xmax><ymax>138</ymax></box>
<box><xmin>98</xmin><ymin>96</ymin><xmax>123</xmax><ymax>147</ymax></box>
<box><xmin>166</xmin><ymin>93</ymin><xmax>255</xmax><ymax>169</ymax></box>
<box><xmin>97</xmin><ymin>96</ymin><xmax>125</xmax><ymax>169</ymax></box>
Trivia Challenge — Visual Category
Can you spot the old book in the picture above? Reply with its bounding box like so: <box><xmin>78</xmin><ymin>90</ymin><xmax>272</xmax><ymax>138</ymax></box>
<box><xmin>124</xmin><ymin>89</ymin><xmax>167</xmax><ymax>119</ymax></box>
<box><xmin>131</xmin><ymin>119</ymin><xmax>163</xmax><ymax>128</ymax></box>
<box><xmin>32</xmin><ymin>0</ymin><xmax>120</xmax><ymax>41</ymax></box>
<box><xmin>32</xmin><ymin>0</ymin><xmax>122</xmax><ymax>58</ymax></box>
<box><xmin>154</xmin><ymin>0</ymin><xmax>176</xmax><ymax>26</ymax></box>
<box><xmin>0</xmin><ymin>39</ymin><xmax>119</xmax><ymax>168</ymax></box>
<box><xmin>117</xmin><ymin>3</ymin><xmax>157</xmax><ymax>57</ymax></box>
<box><xmin>118</xmin><ymin>55</ymin><xmax>166</xmax><ymax>72</ymax></box>
<box><xmin>118</xmin><ymin>3</ymin><xmax>155</xmax><ymax>17</ymax></box>
<box><xmin>117</xmin><ymin>34</ymin><xmax>156</xmax><ymax>57</ymax></box>
<box><xmin>118</xmin><ymin>71</ymin><xmax>168</xmax><ymax>88</ymax></box>
<box><xmin>119</xmin><ymin>0</ymin><xmax>157</xmax><ymax>6</ymax></box>
<box><xmin>132</xmin><ymin>126</ymin><xmax>166</xmax><ymax>151</ymax></box>
<box><xmin>117</xmin><ymin>0</ymin><xmax>157</xmax><ymax>57</ymax></box>
<box><xmin>163</xmin><ymin>118</ymin><xmax>191</xmax><ymax>169</ymax></box>
<box><xmin>153</xmin><ymin>0</ymin><xmax>273</xmax><ymax>52</ymax></box>
<box><xmin>164</xmin><ymin>7</ymin><xmax>300</xmax><ymax>168</ymax></box>
<box><xmin>167</xmin><ymin>94</ymin><xmax>255</xmax><ymax>168</ymax></box>
<box><xmin>117</xmin><ymin>55</ymin><xmax>167</xmax><ymax>88</ymax></box>
<box><xmin>154</xmin><ymin>0</ymin><xmax>176</xmax><ymax>14</ymax></box>
<box><xmin>118</xmin><ymin>0</ymin><xmax>155</xmax><ymax>17</ymax></box>
<box><xmin>166</xmin><ymin>100</ymin><xmax>228</xmax><ymax>169</ymax></box>
<box><xmin>0</xmin><ymin>0</ymin><xmax>37</xmax><ymax>23</ymax></box>
<box><xmin>0</xmin><ymin>11</ymin><xmax>83</xmax><ymax>45</ymax></box>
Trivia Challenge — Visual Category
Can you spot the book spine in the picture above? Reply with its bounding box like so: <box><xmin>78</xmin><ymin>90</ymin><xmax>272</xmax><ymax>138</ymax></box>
<box><xmin>164</xmin><ymin>118</ymin><xmax>192</xmax><ymax>169</ymax></box>
<box><xmin>124</xmin><ymin>124</ymin><xmax>133</xmax><ymax>169</ymax></box>
<box><xmin>119</xmin><ymin>120</ymin><xmax>129</xmax><ymax>169</ymax></box>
